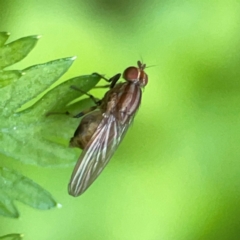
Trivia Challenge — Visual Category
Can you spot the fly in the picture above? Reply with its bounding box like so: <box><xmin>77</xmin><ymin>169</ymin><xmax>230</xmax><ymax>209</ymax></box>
<box><xmin>68</xmin><ymin>61</ymin><xmax>148</xmax><ymax>197</ymax></box>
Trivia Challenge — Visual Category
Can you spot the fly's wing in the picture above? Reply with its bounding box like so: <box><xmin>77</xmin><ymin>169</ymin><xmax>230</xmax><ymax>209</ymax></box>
<box><xmin>68</xmin><ymin>113</ymin><xmax>134</xmax><ymax>197</ymax></box>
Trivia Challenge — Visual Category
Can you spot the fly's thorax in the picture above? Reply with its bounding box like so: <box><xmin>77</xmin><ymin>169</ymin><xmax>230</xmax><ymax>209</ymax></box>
<box><xmin>116</xmin><ymin>83</ymin><xmax>142</xmax><ymax>117</ymax></box>
<box><xmin>100</xmin><ymin>83</ymin><xmax>124</xmax><ymax>112</ymax></box>
<box><xmin>123</xmin><ymin>61</ymin><xmax>148</xmax><ymax>87</ymax></box>
<box><xmin>102</xmin><ymin>82</ymin><xmax>142</xmax><ymax>123</ymax></box>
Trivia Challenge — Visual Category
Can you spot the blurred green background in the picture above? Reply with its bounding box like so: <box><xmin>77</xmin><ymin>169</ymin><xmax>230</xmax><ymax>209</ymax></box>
<box><xmin>1</xmin><ymin>0</ymin><xmax>240</xmax><ymax>239</ymax></box>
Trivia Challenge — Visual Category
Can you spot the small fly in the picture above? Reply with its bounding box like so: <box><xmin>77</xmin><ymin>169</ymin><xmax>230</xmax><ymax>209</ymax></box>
<box><xmin>68</xmin><ymin>61</ymin><xmax>148</xmax><ymax>197</ymax></box>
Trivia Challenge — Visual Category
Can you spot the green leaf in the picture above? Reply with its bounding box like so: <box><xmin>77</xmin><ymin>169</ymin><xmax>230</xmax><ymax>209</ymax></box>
<box><xmin>0</xmin><ymin>35</ymin><xmax>40</xmax><ymax>69</ymax></box>
<box><xmin>18</xmin><ymin>73</ymin><xmax>101</xmax><ymax>115</ymax></box>
<box><xmin>0</xmin><ymin>57</ymin><xmax>76</xmax><ymax>117</ymax></box>
<box><xmin>0</xmin><ymin>32</ymin><xmax>101</xmax><ymax>168</ymax></box>
<box><xmin>0</xmin><ymin>70</ymin><xmax>23</xmax><ymax>88</ymax></box>
<box><xmin>0</xmin><ymin>32</ymin><xmax>10</xmax><ymax>47</ymax></box>
<box><xmin>0</xmin><ymin>234</ymin><xmax>23</xmax><ymax>240</ymax></box>
<box><xmin>0</xmin><ymin>74</ymin><xmax>101</xmax><ymax>166</ymax></box>
<box><xmin>0</xmin><ymin>167</ymin><xmax>57</xmax><ymax>218</ymax></box>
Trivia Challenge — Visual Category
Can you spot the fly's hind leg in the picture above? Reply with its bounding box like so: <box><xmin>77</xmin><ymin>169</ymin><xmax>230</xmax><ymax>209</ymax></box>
<box><xmin>73</xmin><ymin>105</ymin><xmax>98</xmax><ymax>118</ymax></box>
<box><xmin>45</xmin><ymin>110</ymin><xmax>73</xmax><ymax>117</ymax></box>
<box><xmin>46</xmin><ymin>103</ymin><xmax>98</xmax><ymax>118</ymax></box>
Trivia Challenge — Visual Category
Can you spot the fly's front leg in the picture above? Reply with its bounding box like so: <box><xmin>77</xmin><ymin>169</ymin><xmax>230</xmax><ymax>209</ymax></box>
<box><xmin>92</xmin><ymin>73</ymin><xmax>121</xmax><ymax>89</ymax></box>
<box><xmin>109</xmin><ymin>73</ymin><xmax>121</xmax><ymax>88</ymax></box>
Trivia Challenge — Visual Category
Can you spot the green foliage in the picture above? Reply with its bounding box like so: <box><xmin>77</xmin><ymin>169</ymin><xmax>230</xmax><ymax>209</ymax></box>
<box><xmin>0</xmin><ymin>70</ymin><xmax>22</xmax><ymax>88</ymax></box>
<box><xmin>0</xmin><ymin>35</ymin><xmax>39</xmax><ymax>69</ymax></box>
<box><xmin>0</xmin><ymin>32</ymin><xmax>101</xmax><ymax>218</ymax></box>
<box><xmin>0</xmin><ymin>32</ymin><xmax>10</xmax><ymax>47</ymax></box>
<box><xmin>0</xmin><ymin>167</ymin><xmax>57</xmax><ymax>218</ymax></box>
<box><xmin>0</xmin><ymin>234</ymin><xmax>23</xmax><ymax>240</ymax></box>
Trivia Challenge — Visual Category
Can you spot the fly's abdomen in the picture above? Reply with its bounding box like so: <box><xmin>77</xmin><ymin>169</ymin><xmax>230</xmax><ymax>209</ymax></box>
<box><xmin>69</xmin><ymin>111</ymin><xmax>103</xmax><ymax>149</ymax></box>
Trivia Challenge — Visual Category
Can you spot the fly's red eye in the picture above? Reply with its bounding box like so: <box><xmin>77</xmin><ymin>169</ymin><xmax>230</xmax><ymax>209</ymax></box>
<box><xmin>123</xmin><ymin>67</ymin><xmax>139</xmax><ymax>82</ymax></box>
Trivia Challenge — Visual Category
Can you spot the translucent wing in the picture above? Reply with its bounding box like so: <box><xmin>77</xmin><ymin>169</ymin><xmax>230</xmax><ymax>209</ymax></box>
<box><xmin>68</xmin><ymin>112</ymin><xmax>134</xmax><ymax>197</ymax></box>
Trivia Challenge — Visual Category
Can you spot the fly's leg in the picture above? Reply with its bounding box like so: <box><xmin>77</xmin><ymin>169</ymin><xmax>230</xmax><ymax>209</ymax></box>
<box><xmin>69</xmin><ymin>85</ymin><xmax>101</xmax><ymax>118</ymax></box>
<box><xmin>47</xmin><ymin>73</ymin><xmax>121</xmax><ymax>117</ymax></box>
<box><xmin>46</xmin><ymin>111</ymin><xmax>73</xmax><ymax>117</ymax></box>
<box><xmin>46</xmin><ymin>86</ymin><xmax>100</xmax><ymax>118</ymax></box>
<box><xmin>93</xmin><ymin>84</ymin><xmax>111</xmax><ymax>89</ymax></box>
<box><xmin>70</xmin><ymin>85</ymin><xmax>101</xmax><ymax>106</ymax></box>
<box><xmin>46</xmin><ymin>105</ymin><xmax>98</xmax><ymax>118</ymax></box>
<box><xmin>109</xmin><ymin>73</ymin><xmax>121</xmax><ymax>88</ymax></box>
<box><xmin>92</xmin><ymin>73</ymin><xmax>121</xmax><ymax>89</ymax></box>
<box><xmin>73</xmin><ymin>106</ymin><xmax>98</xmax><ymax>118</ymax></box>
<box><xmin>69</xmin><ymin>73</ymin><xmax>121</xmax><ymax>116</ymax></box>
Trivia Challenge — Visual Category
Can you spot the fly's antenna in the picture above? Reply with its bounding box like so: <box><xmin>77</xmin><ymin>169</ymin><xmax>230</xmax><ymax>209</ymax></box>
<box><xmin>138</xmin><ymin>54</ymin><xmax>156</xmax><ymax>69</ymax></box>
<box><xmin>145</xmin><ymin>64</ymin><xmax>156</xmax><ymax>69</ymax></box>
<box><xmin>139</xmin><ymin>54</ymin><xmax>144</xmax><ymax>65</ymax></box>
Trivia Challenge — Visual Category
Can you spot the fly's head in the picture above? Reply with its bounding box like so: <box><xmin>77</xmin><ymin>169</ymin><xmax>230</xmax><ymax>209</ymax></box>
<box><xmin>123</xmin><ymin>60</ymin><xmax>148</xmax><ymax>87</ymax></box>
